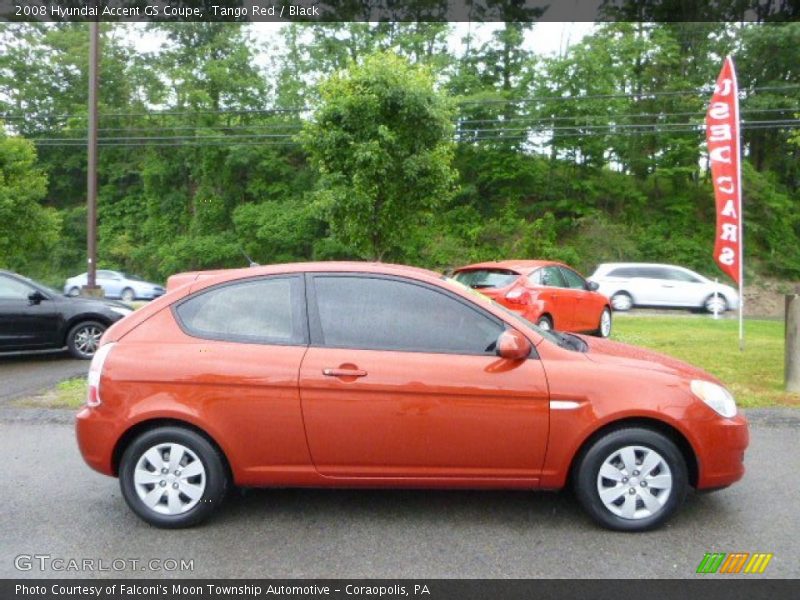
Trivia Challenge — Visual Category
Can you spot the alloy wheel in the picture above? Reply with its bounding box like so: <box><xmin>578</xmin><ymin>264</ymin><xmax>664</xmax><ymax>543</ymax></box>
<box><xmin>73</xmin><ymin>324</ymin><xmax>103</xmax><ymax>356</ymax></box>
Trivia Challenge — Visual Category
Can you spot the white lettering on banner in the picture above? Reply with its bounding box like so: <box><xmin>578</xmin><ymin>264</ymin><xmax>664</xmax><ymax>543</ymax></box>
<box><xmin>708</xmin><ymin>124</ymin><xmax>732</xmax><ymax>142</ymax></box>
<box><xmin>715</xmin><ymin>176</ymin><xmax>735</xmax><ymax>194</ymax></box>
<box><xmin>721</xmin><ymin>199</ymin><xmax>738</xmax><ymax>218</ymax></box>
<box><xmin>714</xmin><ymin>78</ymin><xmax>734</xmax><ymax>96</ymax></box>
<box><xmin>710</xmin><ymin>146</ymin><xmax>732</xmax><ymax>163</ymax></box>
<box><xmin>719</xmin><ymin>247</ymin><xmax>736</xmax><ymax>265</ymax></box>
<box><xmin>708</xmin><ymin>102</ymin><xmax>730</xmax><ymax>120</ymax></box>
<box><xmin>721</xmin><ymin>223</ymin><xmax>738</xmax><ymax>242</ymax></box>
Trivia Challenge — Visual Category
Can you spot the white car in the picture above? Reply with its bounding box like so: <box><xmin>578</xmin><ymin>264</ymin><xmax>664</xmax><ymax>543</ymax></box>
<box><xmin>64</xmin><ymin>270</ymin><xmax>165</xmax><ymax>302</ymax></box>
<box><xmin>590</xmin><ymin>263</ymin><xmax>739</xmax><ymax>313</ymax></box>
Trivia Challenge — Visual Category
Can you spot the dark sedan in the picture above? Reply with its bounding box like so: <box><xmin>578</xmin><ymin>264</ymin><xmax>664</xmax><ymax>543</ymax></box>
<box><xmin>0</xmin><ymin>271</ymin><xmax>132</xmax><ymax>359</ymax></box>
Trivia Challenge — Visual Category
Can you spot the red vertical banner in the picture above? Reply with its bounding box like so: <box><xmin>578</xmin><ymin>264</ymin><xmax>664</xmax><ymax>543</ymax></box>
<box><xmin>706</xmin><ymin>56</ymin><xmax>743</xmax><ymax>286</ymax></box>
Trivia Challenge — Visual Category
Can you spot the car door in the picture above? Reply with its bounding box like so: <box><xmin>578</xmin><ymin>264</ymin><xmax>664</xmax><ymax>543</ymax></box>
<box><xmin>538</xmin><ymin>266</ymin><xmax>573</xmax><ymax>330</ymax></box>
<box><xmin>0</xmin><ymin>275</ymin><xmax>61</xmax><ymax>350</ymax></box>
<box><xmin>299</xmin><ymin>274</ymin><xmax>550</xmax><ymax>481</ymax></box>
<box><xmin>661</xmin><ymin>268</ymin><xmax>706</xmax><ymax>307</ymax></box>
<box><xmin>97</xmin><ymin>270</ymin><xmax>121</xmax><ymax>297</ymax></box>
<box><xmin>558</xmin><ymin>267</ymin><xmax>596</xmax><ymax>331</ymax></box>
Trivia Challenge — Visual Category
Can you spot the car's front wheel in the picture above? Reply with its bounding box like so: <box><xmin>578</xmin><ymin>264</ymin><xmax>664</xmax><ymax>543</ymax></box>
<box><xmin>594</xmin><ymin>307</ymin><xmax>612</xmax><ymax>338</ymax></box>
<box><xmin>119</xmin><ymin>426</ymin><xmax>229</xmax><ymax>528</ymax></box>
<box><xmin>66</xmin><ymin>321</ymin><xmax>106</xmax><ymax>359</ymax></box>
<box><xmin>574</xmin><ymin>427</ymin><xmax>688</xmax><ymax>531</ymax></box>
<box><xmin>67</xmin><ymin>286</ymin><xmax>80</xmax><ymax>297</ymax></box>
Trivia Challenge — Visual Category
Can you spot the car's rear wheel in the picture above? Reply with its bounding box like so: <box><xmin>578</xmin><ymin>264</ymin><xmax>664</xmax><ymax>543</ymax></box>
<box><xmin>121</xmin><ymin>287</ymin><xmax>135</xmax><ymax>303</ymax></box>
<box><xmin>594</xmin><ymin>307</ymin><xmax>612</xmax><ymax>338</ymax></box>
<box><xmin>119</xmin><ymin>427</ymin><xmax>229</xmax><ymax>528</ymax></box>
<box><xmin>574</xmin><ymin>428</ymin><xmax>688</xmax><ymax>531</ymax></box>
<box><xmin>610</xmin><ymin>292</ymin><xmax>633</xmax><ymax>311</ymax></box>
<box><xmin>66</xmin><ymin>321</ymin><xmax>106</xmax><ymax>359</ymax></box>
<box><xmin>704</xmin><ymin>294</ymin><xmax>727</xmax><ymax>314</ymax></box>
<box><xmin>536</xmin><ymin>315</ymin><xmax>553</xmax><ymax>331</ymax></box>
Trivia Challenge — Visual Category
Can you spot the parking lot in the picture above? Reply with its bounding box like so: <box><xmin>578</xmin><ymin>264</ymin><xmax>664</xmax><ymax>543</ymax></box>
<box><xmin>0</xmin><ymin>404</ymin><xmax>798</xmax><ymax>579</ymax></box>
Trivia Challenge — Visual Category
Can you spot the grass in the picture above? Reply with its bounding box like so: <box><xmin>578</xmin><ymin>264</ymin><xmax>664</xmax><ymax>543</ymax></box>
<box><xmin>15</xmin><ymin>377</ymin><xmax>88</xmax><ymax>410</ymax></box>
<box><xmin>612</xmin><ymin>315</ymin><xmax>799</xmax><ymax>408</ymax></box>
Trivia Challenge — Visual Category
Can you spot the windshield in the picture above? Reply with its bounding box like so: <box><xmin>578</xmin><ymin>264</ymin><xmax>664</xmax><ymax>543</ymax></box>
<box><xmin>21</xmin><ymin>275</ymin><xmax>62</xmax><ymax>297</ymax></box>
<box><xmin>452</xmin><ymin>269</ymin><xmax>519</xmax><ymax>289</ymax></box>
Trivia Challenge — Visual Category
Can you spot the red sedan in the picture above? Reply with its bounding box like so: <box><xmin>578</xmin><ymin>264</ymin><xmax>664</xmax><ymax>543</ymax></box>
<box><xmin>76</xmin><ymin>261</ymin><xmax>748</xmax><ymax>531</ymax></box>
<box><xmin>453</xmin><ymin>260</ymin><xmax>612</xmax><ymax>337</ymax></box>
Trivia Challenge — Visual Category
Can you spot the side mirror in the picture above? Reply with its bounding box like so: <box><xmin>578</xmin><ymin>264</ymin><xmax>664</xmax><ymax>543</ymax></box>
<box><xmin>28</xmin><ymin>290</ymin><xmax>46</xmax><ymax>305</ymax></box>
<box><xmin>586</xmin><ymin>280</ymin><xmax>600</xmax><ymax>292</ymax></box>
<box><xmin>496</xmin><ymin>329</ymin><xmax>532</xmax><ymax>360</ymax></box>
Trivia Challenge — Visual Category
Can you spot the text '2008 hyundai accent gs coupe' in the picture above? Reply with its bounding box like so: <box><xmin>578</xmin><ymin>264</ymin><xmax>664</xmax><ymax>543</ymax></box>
<box><xmin>76</xmin><ymin>262</ymin><xmax>748</xmax><ymax>531</ymax></box>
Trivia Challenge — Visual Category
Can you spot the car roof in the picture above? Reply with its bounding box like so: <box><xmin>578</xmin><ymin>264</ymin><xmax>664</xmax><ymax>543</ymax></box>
<box><xmin>595</xmin><ymin>263</ymin><xmax>693</xmax><ymax>271</ymax></box>
<box><xmin>167</xmin><ymin>261</ymin><xmax>444</xmax><ymax>293</ymax></box>
<box><xmin>453</xmin><ymin>260</ymin><xmax>563</xmax><ymax>274</ymax></box>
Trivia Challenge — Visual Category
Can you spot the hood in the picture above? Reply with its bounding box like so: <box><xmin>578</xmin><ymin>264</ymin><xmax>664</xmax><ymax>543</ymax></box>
<box><xmin>579</xmin><ymin>335</ymin><xmax>719</xmax><ymax>383</ymax></box>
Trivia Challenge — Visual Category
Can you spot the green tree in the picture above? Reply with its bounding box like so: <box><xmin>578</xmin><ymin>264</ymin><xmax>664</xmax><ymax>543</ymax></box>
<box><xmin>0</xmin><ymin>130</ymin><xmax>60</xmax><ymax>270</ymax></box>
<box><xmin>302</xmin><ymin>52</ymin><xmax>457</xmax><ymax>260</ymax></box>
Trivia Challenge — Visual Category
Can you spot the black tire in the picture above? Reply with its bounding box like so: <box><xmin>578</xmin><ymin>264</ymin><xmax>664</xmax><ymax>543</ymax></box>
<box><xmin>66</xmin><ymin>320</ymin><xmax>106</xmax><ymax>359</ymax></box>
<box><xmin>119</xmin><ymin>426</ymin><xmax>229</xmax><ymax>528</ymax></box>
<box><xmin>610</xmin><ymin>292</ymin><xmax>633</xmax><ymax>312</ymax></box>
<box><xmin>536</xmin><ymin>314</ymin><xmax>554</xmax><ymax>331</ymax></box>
<box><xmin>67</xmin><ymin>286</ymin><xmax>80</xmax><ymax>297</ymax></box>
<box><xmin>573</xmin><ymin>427</ymin><xmax>688</xmax><ymax>532</ymax></box>
<box><xmin>121</xmin><ymin>287</ymin><xmax>136</xmax><ymax>303</ymax></box>
<box><xmin>593</xmin><ymin>307</ymin><xmax>613</xmax><ymax>338</ymax></box>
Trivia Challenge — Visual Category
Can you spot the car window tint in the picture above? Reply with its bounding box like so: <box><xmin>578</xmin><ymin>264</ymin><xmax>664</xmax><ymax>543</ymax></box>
<box><xmin>0</xmin><ymin>275</ymin><xmax>34</xmax><ymax>300</ymax></box>
<box><xmin>314</xmin><ymin>276</ymin><xmax>503</xmax><ymax>355</ymax></box>
<box><xmin>541</xmin><ymin>266</ymin><xmax>567</xmax><ymax>288</ymax></box>
<box><xmin>97</xmin><ymin>270</ymin><xmax>115</xmax><ymax>279</ymax></box>
<box><xmin>176</xmin><ymin>277</ymin><xmax>303</xmax><ymax>345</ymax></box>
<box><xmin>559</xmin><ymin>267</ymin><xmax>586</xmax><ymax>289</ymax></box>
<box><xmin>665</xmin><ymin>269</ymin><xmax>700</xmax><ymax>283</ymax></box>
<box><xmin>453</xmin><ymin>269</ymin><xmax>519</xmax><ymax>289</ymax></box>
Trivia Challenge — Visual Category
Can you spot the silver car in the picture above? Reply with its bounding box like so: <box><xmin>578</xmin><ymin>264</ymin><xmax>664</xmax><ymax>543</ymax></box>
<box><xmin>64</xmin><ymin>270</ymin><xmax>165</xmax><ymax>302</ymax></box>
<box><xmin>590</xmin><ymin>263</ymin><xmax>739</xmax><ymax>313</ymax></box>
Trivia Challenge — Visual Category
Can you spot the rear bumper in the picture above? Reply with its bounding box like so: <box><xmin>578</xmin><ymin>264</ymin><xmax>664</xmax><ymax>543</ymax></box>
<box><xmin>694</xmin><ymin>413</ymin><xmax>749</xmax><ymax>489</ymax></box>
<box><xmin>75</xmin><ymin>407</ymin><xmax>120</xmax><ymax>477</ymax></box>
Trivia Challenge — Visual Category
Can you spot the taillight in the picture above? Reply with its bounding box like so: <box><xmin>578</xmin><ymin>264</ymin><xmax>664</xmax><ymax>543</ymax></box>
<box><xmin>87</xmin><ymin>343</ymin><xmax>115</xmax><ymax>407</ymax></box>
<box><xmin>505</xmin><ymin>287</ymin><xmax>530</xmax><ymax>305</ymax></box>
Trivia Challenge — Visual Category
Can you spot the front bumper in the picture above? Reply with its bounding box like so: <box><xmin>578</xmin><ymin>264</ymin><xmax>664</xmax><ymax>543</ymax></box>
<box><xmin>694</xmin><ymin>413</ymin><xmax>749</xmax><ymax>489</ymax></box>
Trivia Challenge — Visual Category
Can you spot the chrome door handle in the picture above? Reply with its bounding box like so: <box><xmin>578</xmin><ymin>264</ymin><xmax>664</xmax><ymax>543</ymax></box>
<box><xmin>322</xmin><ymin>368</ymin><xmax>367</xmax><ymax>378</ymax></box>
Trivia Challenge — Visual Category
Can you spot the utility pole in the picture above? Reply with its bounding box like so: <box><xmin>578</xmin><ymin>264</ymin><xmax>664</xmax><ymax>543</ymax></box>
<box><xmin>83</xmin><ymin>20</ymin><xmax>102</xmax><ymax>297</ymax></box>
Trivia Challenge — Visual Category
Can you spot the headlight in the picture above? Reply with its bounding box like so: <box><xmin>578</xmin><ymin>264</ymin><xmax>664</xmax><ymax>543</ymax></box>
<box><xmin>109</xmin><ymin>306</ymin><xmax>132</xmax><ymax>318</ymax></box>
<box><xmin>691</xmin><ymin>380</ymin><xmax>737</xmax><ymax>417</ymax></box>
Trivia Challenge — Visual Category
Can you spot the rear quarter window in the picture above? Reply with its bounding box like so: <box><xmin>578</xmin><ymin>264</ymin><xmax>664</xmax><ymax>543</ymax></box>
<box><xmin>174</xmin><ymin>276</ymin><xmax>306</xmax><ymax>345</ymax></box>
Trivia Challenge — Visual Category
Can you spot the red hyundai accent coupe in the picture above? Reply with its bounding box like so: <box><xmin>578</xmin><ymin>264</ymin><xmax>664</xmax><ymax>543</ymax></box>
<box><xmin>76</xmin><ymin>262</ymin><xmax>748</xmax><ymax>531</ymax></box>
<box><xmin>453</xmin><ymin>260</ymin><xmax>612</xmax><ymax>337</ymax></box>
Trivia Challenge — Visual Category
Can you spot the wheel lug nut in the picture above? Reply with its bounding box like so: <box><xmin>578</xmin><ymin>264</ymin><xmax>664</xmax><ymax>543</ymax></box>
<box><xmin>629</xmin><ymin>488</ymin><xmax>636</xmax><ymax>494</ymax></box>
<box><xmin>161</xmin><ymin>468</ymin><xmax>168</xmax><ymax>474</ymax></box>
<box><xmin>172</xmin><ymin>483</ymin><xmax>179</xmax><ymax>489</ymax></box>
<box><xmin>175</xmin><ymin>470</ymin><xmax>181</xmax><ymax>476</ymax></box>
<box><xmin>622</xmin><ymin>477</ymin><xmax>628</xmax><ymax>483</ymax></box>
<box><xmin>159</xmin><ymin>480</ymin><xmax>166</xmax><ymax>487</ymax></box>
<box><xmin>641</xmin><ymin>481</ymin><xmax>647</xmax><ymax>487</ymax></box>
<box><xmin>633</xmin><ymin>470</ymin><xmax>640</xmax><ymax>476</ymax></box>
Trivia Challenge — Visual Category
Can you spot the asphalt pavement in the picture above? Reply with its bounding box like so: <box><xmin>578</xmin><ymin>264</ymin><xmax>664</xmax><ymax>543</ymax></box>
<box><xmin>0</xmin><ymin>352</ymin><xmax>88</xmax><ymax>402</ymax></box>
<box><xmin>0</xmin><ymin>412</ymin><xmax>798</xmax><ymax>579</ymax></box>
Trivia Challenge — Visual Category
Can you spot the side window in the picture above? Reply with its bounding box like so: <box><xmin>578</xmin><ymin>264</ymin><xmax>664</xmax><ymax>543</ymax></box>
<box><xmin>0</xmin><ymin>275</ymin><xmax>34</xmax><ymax>300</ymax></box>
<box><xmin>312</xmin><ymin>276</ymin><xmax>504</xmax><ymax>355</ymax></box>
<box><xmin>541</xmin><ymin>266</ymin><xmax>567</xmax><ymax>288</ymax></box>
<box><xmin>559</xmin><ymin>267</ymin><xmax>586</xmax><ymax>290</ymax></box>
<box><xmin>666</xmin><ymin>269</ymin><xmax>701</xmax><ymax>283</ymax></box>
<box><xmin>175</xmin><ymin>276</ymin><xmax>305</xmax><ymax>345</ymax></box>
<box><xmin>528</xmin><ymin>269</ymin><xmax>543</xmax><ymax>285</ymax></box>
